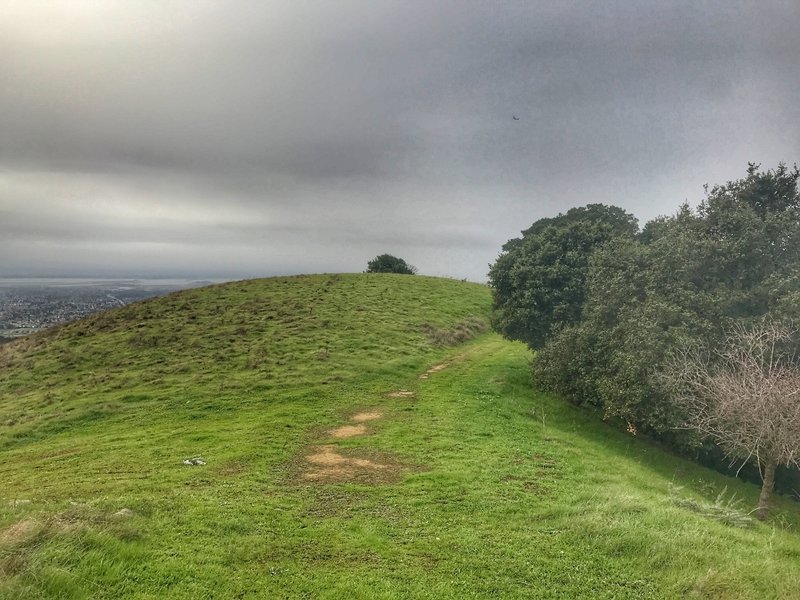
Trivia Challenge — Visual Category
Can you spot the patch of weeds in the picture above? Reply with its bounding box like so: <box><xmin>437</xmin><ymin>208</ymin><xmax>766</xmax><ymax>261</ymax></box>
<box><xmin>420</xmin><ymin>316</ymin><xmax>488</xmax><ymax>346</ymax></box>
<box><xmin>668</xmin><ymin>484</ymin><xmax>754</xmax><ymax>528</ymax></box>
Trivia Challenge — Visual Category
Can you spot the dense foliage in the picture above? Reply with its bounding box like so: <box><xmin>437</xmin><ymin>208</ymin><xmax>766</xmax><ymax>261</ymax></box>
<box><xmin>491</xmin><ymin>163</ymin><xmax>800</xmax><ymax>492</ymax></box>
<box><xmin>366</xmin><ymin>253</ymin><xmax>417</xmax><ymax>274</ymax></box>
<box><xmin>487</xmin><ymin>204</ymin><xmax>638</xmax><ymax>348</ymax></box>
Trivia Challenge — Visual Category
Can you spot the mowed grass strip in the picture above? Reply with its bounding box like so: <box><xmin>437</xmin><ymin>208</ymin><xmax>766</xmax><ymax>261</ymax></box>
<box><xmin>0</xmin><ymin>274</ymin><xmax>798</xmax><ymax>599</ymax></box>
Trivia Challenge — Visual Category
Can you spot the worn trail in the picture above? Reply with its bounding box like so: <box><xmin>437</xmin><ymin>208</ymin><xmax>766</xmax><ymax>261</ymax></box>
<box><xmin>298</xmin><ymin>361</ymin><xmax>449</xmax><ymax>482</ymax></box>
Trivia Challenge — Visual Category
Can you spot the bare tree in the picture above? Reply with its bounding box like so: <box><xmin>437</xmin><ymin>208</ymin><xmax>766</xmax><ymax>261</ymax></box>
<box><xmin>663</xmin><ymin>319</ymin><xmax>800</xmax><ymax>520</ymax></box>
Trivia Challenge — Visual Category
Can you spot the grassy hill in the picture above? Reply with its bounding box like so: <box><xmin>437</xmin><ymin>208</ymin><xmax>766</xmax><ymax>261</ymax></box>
<box><xmin>0</xmin><ymin>274</ymin><xmax>798</xmax><ymax>599</ymax></box>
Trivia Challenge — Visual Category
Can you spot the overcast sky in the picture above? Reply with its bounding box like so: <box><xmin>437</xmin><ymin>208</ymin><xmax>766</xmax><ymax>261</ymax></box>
<box><xmin>2</xmin><ymin>1</ymin><xmax>798</xmax><ymax>281</ymax></box>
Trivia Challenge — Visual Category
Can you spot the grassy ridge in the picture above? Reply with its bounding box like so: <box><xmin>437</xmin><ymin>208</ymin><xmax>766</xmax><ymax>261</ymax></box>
<box><xmin>0</xmin><ymin>274</ymin><xmax>798</xmax><ymax>599</ymax></box>
<box><xmin>0</xmin><ymin>274</ymin><xmax>488</xmax><ymax>456</ymax></box>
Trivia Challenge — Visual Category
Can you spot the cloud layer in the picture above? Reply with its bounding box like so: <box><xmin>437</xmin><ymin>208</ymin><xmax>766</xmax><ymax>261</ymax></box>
<box><xmin>2</xmin><ymin>1</ymin><xmax>799</xmax><ymax>279</ymax></box>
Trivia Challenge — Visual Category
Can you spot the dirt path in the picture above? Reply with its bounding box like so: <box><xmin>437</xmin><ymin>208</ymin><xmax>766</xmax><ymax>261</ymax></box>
<box><xmin>351</xmin><ymin>411</ymin><xmax>382</xmax><ymax>422</ymax></box>
<box><xmin>329</xmin><ymin>424</ymin><xmax>367</xmax><ymax>438</ymax></box>
<box><xmin>298</xmin><ymin>408</ymin><xmax>389</xmax><ymax>481</ymax></box>
<box><xmin>302</xmin><ymin>445</ymin><xmax>387</xmax><ymax>480</ymax></box>
<box><xmin>419</xmin><ymin>363</ymin><xmax>447</xmax><ymax>380</ymax></box>
<box><xmin>296</xmin><ymin>359</ymin><xmax>453</xmax><ymax>483</ymax></box>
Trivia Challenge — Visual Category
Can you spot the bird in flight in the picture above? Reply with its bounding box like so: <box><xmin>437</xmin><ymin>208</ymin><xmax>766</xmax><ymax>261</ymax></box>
<box><xmin>512</xmin><ymin>115</ymin><xmax>520</xmax><ymax>120</ymax></box>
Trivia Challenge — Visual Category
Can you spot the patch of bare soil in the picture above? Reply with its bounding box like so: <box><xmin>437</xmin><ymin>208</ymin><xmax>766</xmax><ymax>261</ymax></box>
<box><xmin>307</xmin><ymin>445</ymin><xmax>382</xmax><ymax>469</ymax></box>
<box><xmin>330</xmin><ymin>424</ymin><xmax>367</xmax><ymax>438</ymax></box>
<box><xmin>351</xmin><ymin>411</ymin><xmax>382</xmax><ymax>422</ymax></box>
<box><xmin>0</xmin><ymin>519</ymin><xmax>39</xmax><ymax>545</ymax></box>
<box><xmin>387</xmin><ymin>390</ymin><xmax>414</xmax><ymax>398</ymax></box>
<box><xmin>301</xmin><ymin>445</ymin><xmax>403</xmax><ymax>482</ymax></box>
<box><xmin>290</xmin><ymin>405</ymin><xmax>415</xmax><ymax>484</ymax></box>
<box><xmin>327</xmin><ymin>410</ymin><xmax>384</xmax><ymax>437</ymax></box>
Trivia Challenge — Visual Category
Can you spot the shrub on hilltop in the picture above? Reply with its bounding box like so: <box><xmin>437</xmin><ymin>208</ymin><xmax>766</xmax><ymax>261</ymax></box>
<box><xmin>366</xmin><ymin>254</ymin><xmax>417</xmax><ymax>275</ymax></box>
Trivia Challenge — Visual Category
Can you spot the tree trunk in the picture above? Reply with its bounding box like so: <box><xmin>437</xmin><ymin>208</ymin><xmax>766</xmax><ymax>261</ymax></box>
<box><xmin>756</xmin><ymin>460</ymin><xmax>777</xmax><ymax>521</ymax></box>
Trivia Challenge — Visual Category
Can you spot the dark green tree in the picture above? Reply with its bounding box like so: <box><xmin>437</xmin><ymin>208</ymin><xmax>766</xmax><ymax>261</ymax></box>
<box><xmin>488</xmin><ymin>204</ymin><xmax>638</xmax><ymax>349</ymax></box>
<box><xmin>366</xmin><ymin>254</ymin><xmax>417</xmax><ymax>275</ymax></box>
<box><xmin>533</xmin><ymin>164</ymin><xmax>800</xmax><ymax>446</ymax></box>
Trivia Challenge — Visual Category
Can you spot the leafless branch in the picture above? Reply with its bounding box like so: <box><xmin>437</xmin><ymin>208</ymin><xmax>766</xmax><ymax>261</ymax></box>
<box><xmin>660</xmin><ymin>317</ymin><xmax>800</xmax><ymax>518</ymax></box>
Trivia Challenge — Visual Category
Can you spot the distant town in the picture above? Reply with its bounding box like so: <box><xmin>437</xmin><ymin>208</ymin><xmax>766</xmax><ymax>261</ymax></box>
<box><xmin>0</xmin><ymin>279</ymin><xmax>218</xmax><ymax>341</ymax></box>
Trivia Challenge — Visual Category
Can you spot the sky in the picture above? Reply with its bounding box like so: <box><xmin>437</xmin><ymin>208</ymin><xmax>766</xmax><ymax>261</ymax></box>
<box><xmin>2</xmin><ymin>1</ymin><xmax>799</xmax><ymax>281</ymax></box>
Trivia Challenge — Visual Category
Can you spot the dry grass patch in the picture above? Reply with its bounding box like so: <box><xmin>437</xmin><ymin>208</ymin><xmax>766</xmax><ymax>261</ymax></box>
<box><xmin>0</xmin><ymin>519</ymin><xmax>39</xmax><ymax>546</ymax></box>
<box><xmin>420</xmin><ymin>316</ymin><xmax>488</xmax><ymax>347</ymax></box>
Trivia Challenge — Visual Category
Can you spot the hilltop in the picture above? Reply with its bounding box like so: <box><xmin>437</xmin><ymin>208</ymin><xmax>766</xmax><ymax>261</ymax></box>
<box><xmin>0</xmin><ymin>274</ymin><xmax>798</xmax><ymax>599</ymax></box>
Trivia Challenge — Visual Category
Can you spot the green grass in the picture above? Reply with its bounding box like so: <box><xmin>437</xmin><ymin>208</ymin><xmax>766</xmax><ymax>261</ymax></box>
<box><xmin>0</xmin><ymin>274</ymin><xmax>798</xmax><ymax>599</ymax></box>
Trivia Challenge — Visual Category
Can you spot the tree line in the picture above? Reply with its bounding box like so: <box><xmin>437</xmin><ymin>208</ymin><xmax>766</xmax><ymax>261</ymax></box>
<box><xmin>489</xmin><ymin>163</ymin><xmax>800</xmax><ymax>518</ymax></box>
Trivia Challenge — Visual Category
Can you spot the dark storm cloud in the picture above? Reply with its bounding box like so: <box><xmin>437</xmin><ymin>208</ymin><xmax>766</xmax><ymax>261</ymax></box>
<box><xmin>1</xmin><ymin>1</ymin><xmax>799</xmax><ymax>279</ymax></box>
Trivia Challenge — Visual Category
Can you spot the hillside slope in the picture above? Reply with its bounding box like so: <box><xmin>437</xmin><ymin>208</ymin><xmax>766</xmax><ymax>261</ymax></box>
<box><xmin>1</xmin><ymin>274</ymin><xmax>799</xmax><ymax>599</ymax></box>
<box><xmin>0</xmin><ymin>274</ymin><xmax>488</xmax><ymax>456</ymax></box>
